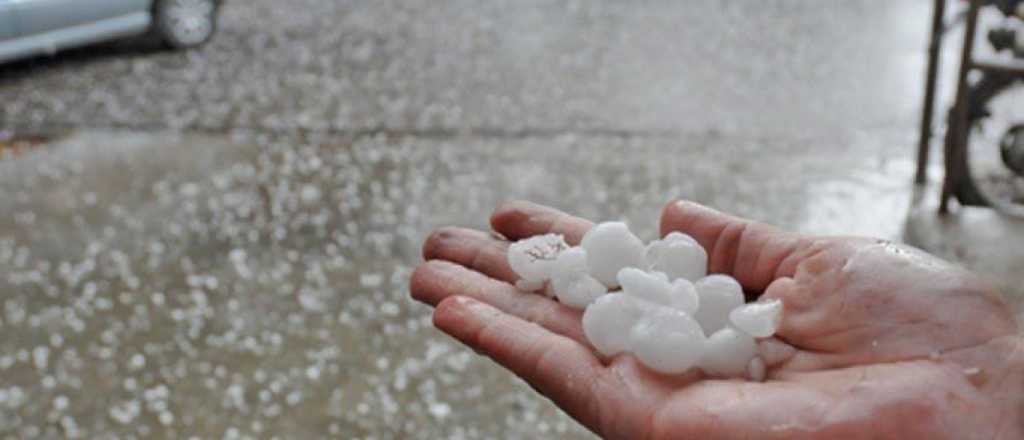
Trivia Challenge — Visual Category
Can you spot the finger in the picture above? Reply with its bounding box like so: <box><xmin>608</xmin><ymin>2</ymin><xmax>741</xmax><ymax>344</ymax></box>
<box><xmin>760</xmin><ymin>276</ymin><xmax>822</xmax><ymax>316</ymax></box>
<box><xmin>422</xmin><ymin>226</ymin><xmax>518</xmax><ymax>283</ymax></box>
<box><xmin>758</xmin><ymin>337</ymin><xmax>798</xmax><ymax>368</ymax></box>
<box><xmin>757</xmin><ymin>277</ymin><xmax>847</xmax><ymax>372</ymax></box>
<box><xmin>433</xmin><ymin>296</ymin><xmax>606</xmax><ymax>431</ymax></box>
<box><xmin>659</xmin><ymin>200</ymin><xmax>818</xmax><ymax>293</ymax></box>
<box><xmin>411</xmin><ymin>260</ymin><xmax>587</xmax><ymax>344</ymax></box>
<box><xmin>756</xmin><ymin>277</ymin><xmax>814</xmax><ymax>346</ymax></box>
<box><xmin>490</xmin><ymin>200</ymin><xmax>594</xmax><ymax>245</ymax></box>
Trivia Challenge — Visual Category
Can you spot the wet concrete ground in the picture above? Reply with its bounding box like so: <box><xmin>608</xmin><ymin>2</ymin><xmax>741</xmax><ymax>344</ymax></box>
<box><xmin>0</xmin><ymin>0</ymin><xmax>1002</xmax><ymax>438</ymax></box>
<box><xmin>2</xmin><ymin>0</ymin><xmax>931</xmax><ymax>137</ymax></box>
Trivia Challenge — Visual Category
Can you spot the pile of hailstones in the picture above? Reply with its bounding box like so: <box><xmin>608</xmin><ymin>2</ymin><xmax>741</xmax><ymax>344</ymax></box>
<box><xmin>508</xmin><ymin>222</ymin><xmax>784</xmax><ymax>380</ymax></box>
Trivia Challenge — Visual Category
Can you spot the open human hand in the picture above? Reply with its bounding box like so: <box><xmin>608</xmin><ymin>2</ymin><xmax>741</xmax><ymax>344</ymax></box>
<box><xmin>410</xmin><ymin>200</ymin><xmax>1024</xmax><ymax>439</ymax></box>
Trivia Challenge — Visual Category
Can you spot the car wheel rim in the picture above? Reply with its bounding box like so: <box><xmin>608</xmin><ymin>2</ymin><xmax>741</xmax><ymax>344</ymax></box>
<box><xmin>165</xmin><ymin>0</ymin><xmax>215</xmax><ymax>45</ymax></box>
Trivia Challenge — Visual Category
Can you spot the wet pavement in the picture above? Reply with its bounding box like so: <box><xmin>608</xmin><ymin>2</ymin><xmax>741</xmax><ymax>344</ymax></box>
<box><xmin>0</xmin><ymin>0</ymin><xmax>987</xmax><ymax>438</ymax></box>
<box><xmin>2</xmin><ymin>0</ymin><xmax>930</xmax><ymax>137</ymax></box>
<box><xmin>905</xmin><ymin>183</ymin><xmax>1024</xmax><ymax>301</ymax></box>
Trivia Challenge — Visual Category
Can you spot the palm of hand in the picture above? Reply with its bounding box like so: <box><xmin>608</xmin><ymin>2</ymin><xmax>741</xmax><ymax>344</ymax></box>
<box><xmin>411</xmin><ymin>200</ymin><xmax>1023</xmax><ymax>439</ymax></box>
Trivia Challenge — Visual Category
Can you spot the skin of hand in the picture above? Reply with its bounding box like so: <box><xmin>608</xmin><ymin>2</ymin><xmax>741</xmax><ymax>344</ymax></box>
<box><xmin>409</xmin><ymin>200</ymin><xmax>1024</xmax><ymax>440</ymax></box>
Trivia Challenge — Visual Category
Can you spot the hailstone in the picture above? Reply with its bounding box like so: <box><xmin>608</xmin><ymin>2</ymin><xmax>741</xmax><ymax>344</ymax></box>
<box><xmin>552</xmin><ymin>247</ymin><xmax>585</xmax><ymax>292</ymax></box>
<box><xmin>550</xmin><ymin>247</ymin><xmax>588</xmax><ymax>293</ymax></box>
<box><xmin>646</xmin><ymin>232</ymin><xmax>707</xmax><ymax>282</ymax></box>
<box><xmin>504</xmin><ymin>220</ymin><xmax>785</xmax><ymax>381</ymax></box>
<box><xmin>580</xmin><ymin>222</ymin><xmax>646</xmax><ymax>288</ymax></box>
<box><xmin>668</xmin><ymin>279</ymin><xmax>700</xmax><ymax>315</ymax></box>
<box><xmin>550</xmin><ymin>247</ymin><xmax>607</xmax><ymax>309</ymax></box>
<box><xmin>582</xmin><ymin>294</ymin><xmax>653</xmax><ymax>357</ymax></box>
<box><xmin>699</xmin><ymin>326</ymin><xmax>757</xmax><ymax>377</ymax></box>
<box><xmin>507</xmin><ymin>233</ymin><xmax>569</xmax><ymax>282</ymax></box>
<box><xmin>729</xmin><ymin>299</ymin><xmax>783</xmax><ymax>338</ymax></box>
<box><xmin>556</xmin><ymin>274</ymin><xmax>607</xmax><ymax>309</ymax></box>
<box><xmin>617</xmin><ymin>268</ymin><xmax>698</xmax><ymax>314</ymax></box>
<box><xmin>553</xmin><ymin>247</ymin><xmax>589</xmax><ymax>278</ymax></box>
<box><xmin>693</xmin><ymin>275</ymin><xmax>745</xmax><ymax>334</ymax></box>
<box><xmin>628</xmin><ymin>305</ymin><xmax>706</xmax><ymax>374</ymax></box>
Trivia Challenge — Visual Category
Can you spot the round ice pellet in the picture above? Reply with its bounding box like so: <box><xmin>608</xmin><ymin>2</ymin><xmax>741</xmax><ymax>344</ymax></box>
<box><xmin>618</xmin><ymin>267</ymin><xmax>671</xmax><ymax>300</ymax></box>
<box><xmin>617</xmin><ymin>268</ymin><xmax>699</xmax><ymax>314</ymax></box>
<box><xmin>669</xmin><ymin>279</ymin><xmax>700</xmax><ymax>315</ymax></box>
<box><xmin>729</xmin><ymin>299</ymin><xmax>783</xmax><ymax>338</ymax></box>
<box><xmin>662</xmin><ymin>231</ymin><xmax>699</xmax><ymax>246</ymax></box>
<box><xmin>553</xmin><ymin>247</ymin><xmax>588</xmax><ymax>279</ymax></box>
<box><xmin>629</xmin><ymin>305</ymin><xmax>706</xmax><ymax>374</ymax></box>
<box><xmin>646</xmin><ymin>232</ymin><xmax>708</xmax><ymax>282</ymax></box>
<box><xmin>556</xmin><ymin>274</ymin><xmax>607</xmax><ymax>310</ymax></box>
<box><xmin>699</xmin><ymin>326</ymin><xmax>757</xmax><ymax>378</ymax></box>
<box><xmin>693</xmin><ymin>275</ymin><xmax>745</xmax><ymax>334</ymax></box>
<box><xmin>507</xmin><ymin>233</ymin><xmax>569</xmax><ymax>282</ymax></box>
<box><xmin>580</xmin><ymin>222</ymin><xmax>646</xmax><ymax>288</ymax></box>
<box><xmin>582</xmin><ymin>294</ymin><xmax>653</xmax><ymax>357</ymax></box>
<box><xmin>552</xmin><ymin>270</ymin><xmax>577</xmax><ymax>300</ymax></box>
<box><xmin>551</xmin><ymin>247</ymin><xmax>606</xmax><ymax>308</ymax></box>
<box><xmin>550</xmin><ymin>272</ymin><xmax>573</xmax><ymax>299</ymax></box>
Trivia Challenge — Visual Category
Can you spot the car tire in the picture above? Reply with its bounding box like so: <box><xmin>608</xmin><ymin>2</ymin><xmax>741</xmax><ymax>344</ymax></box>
<box><xmin>153</xmin><ymin>0</ymin><xmax>219</xmax><ymax>49</ymax></box>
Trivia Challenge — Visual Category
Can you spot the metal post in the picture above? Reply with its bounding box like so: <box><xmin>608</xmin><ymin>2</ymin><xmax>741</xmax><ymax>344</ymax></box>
<box><xmin>916</xmin><ymin>0</ymin><xmax>946</xmax><ymax>185</ymax></box>
<box><xmin>940</xmin><ymin>0</ymin><xmax>981</xmax><ymax>213</ymax></box>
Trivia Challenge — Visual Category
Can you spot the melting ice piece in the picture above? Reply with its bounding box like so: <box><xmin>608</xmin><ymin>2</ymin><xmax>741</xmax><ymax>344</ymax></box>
<box><xmin>582</xmin><ymin>294</ymin><xmax>653</xmax><ymax>357</ymax></box>
<box><xmin>580</xmin><ymin>222</ymin><xmax>646</xmax><ymax>288</ymax></box>
<box><xmin>553</xmin><ymin>247</ymin><xmax>589</xmax><ymax>279</ymax></box>
<box><xmin>729</xmin><ymin>299</ymin><xmax>783</xmax><ymax>338</ymax></box>
<box><xmin>669</xmin><ymin>279</ymin><xmax>700</xmax><ymax>315</ymax></box>
<box><xmin>551</xmin><ymin>247</ymin><xmax>608</xmax><ymax>309</ymax></box>
<box><xmin>618</xmin><ymin>268</ymin><xmax>670</xmax><ymax>300</ymax></box>
<box><xmin>507</xmin><ymin>233</ymin><xmax>569</xmax><ymax>282</ymax></box>
<box><xmin>699</xmin><ymin>326</ymin><xmax>757</xmax><ymax>378</ymax></box>
<box><xmin>617</xmin><ymin>268</ymin><xmax>698</xmax><ymax>314</ymax></box>
<box><xmin>646</xmin><ymin>232</ymin><xmax>708</xmax><ymax>282</ymax></box>
<box><xmin>693</xmin><ymin>275</ymin><xmax>745</xmax><ymax>334</ymax></box>
<box><xmin>556</xmin><ymin>275</ymin><xmax>607</xmax><ymax>309</ymax></box>
<box><xmin>629</xmin><ymin>305</ymin><xmax>706</xmax><ymax>374</ymax></box>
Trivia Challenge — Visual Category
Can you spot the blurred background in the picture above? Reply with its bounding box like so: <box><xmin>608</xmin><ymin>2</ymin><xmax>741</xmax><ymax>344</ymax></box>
<box><xmin>0</xmin><ymin>0</ymin><xmax>1022</xmax><ymax>438</ymax></box>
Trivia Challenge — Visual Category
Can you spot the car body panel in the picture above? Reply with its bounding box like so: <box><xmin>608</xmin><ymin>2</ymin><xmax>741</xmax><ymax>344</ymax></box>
<box><xmin>0</xmin><ymin>1</ymin><xmax>16</xmax><ymax>40</ymax></box>
<box><xmin>0</xmin><ymin>0</ymin><xmax>221</xmax><ymax>64</ymax></box>
<box><xmin>0</xmin><ymin>10</ymin><xmax>150</xmax><ymax>63</ymax></box>
<box><xmin>11</xmin><ymin>0</ymin><xmax>151</xmax><ymax>36</ymax></box>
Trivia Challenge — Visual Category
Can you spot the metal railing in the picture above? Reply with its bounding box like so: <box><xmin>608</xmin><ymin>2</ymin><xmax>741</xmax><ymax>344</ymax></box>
<box><xmin>916</xmin><ymin>0</ymin><xmax>1024</xmax><ymax>214</ymax></box>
